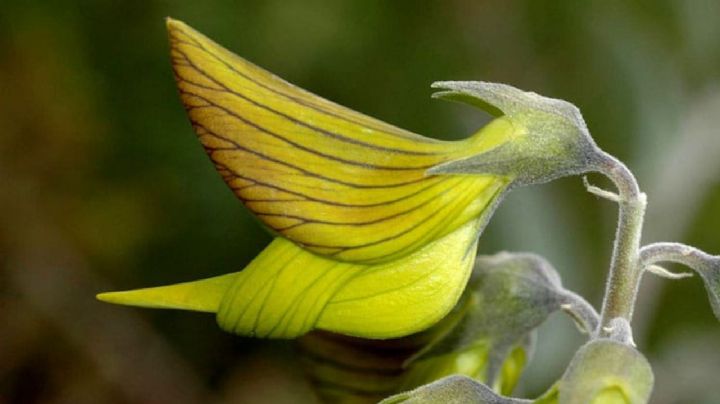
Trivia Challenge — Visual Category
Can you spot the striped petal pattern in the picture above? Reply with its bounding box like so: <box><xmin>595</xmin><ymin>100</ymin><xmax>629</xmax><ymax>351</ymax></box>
<box><xmin>167</xmin><ymin>19</ymin><xmax>516</xmax><ymax>263</ymax></box>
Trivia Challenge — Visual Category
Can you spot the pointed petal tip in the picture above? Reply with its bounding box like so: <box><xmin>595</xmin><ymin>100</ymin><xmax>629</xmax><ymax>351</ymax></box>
<box><xmin>95</xmin><ymin>289</ymin><xmax>154</xmax><ymax>307</ymax></box>
<box><xmin>165</xmin><ymin>17</ymin><xmax>184</xmax><ymax>30</ymax></box>
<box><xmin>96</xmin><ymin>289</ymin><xmax>169</xmax><ymax>310</ymax></box>
<box><xmin>96</xmin><ymin>291</ymin><xmax>121</xmax><ymax>304</ymax></box>
<box><xmin>166</xmin><ymin>17</ymin><xmax>196</xmax><ymax>40</ymax></box>
<box><xmin>95</xmin><ymin>288</ymin><xmax>178</xmax><ymax>309</ymax></box>
<box><xmin>95</xmin><ymin>273</ymin><xmax>238</xmax><ymax>313</ymax></box>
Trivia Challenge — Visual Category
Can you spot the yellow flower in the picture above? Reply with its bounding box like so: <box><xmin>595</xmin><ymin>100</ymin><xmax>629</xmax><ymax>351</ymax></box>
<box><xmin>98</xmin><ymin>19</ymin><xmax>598</xmax><ymax>340</ymax></box>
<box><xmin>166</xmin><ymin>17</ymin><xmax>514</xmax><ymax>263</ymax></box>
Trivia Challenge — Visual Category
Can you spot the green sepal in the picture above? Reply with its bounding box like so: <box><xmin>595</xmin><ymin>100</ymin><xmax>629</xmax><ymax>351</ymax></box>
<box><xmin>428</xmin><ymin>81</ymin><xmax>603</xmax><ymax>186</ymax></box>
<box><xmin>380</xmin><ymin>376</ymin><xmax>563</xmax><ymax>404</ymax></box>
<box><xmin>380</xmin><ymin>375</ymin><xmax>531</xmax><ymax>404</ymax></box>
<box><xmin>558</xmin><ymin>339</ymin><xmax>653</xmax><ymax>404</ymax></box>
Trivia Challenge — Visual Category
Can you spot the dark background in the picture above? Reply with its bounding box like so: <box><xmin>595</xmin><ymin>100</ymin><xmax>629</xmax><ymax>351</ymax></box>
<box><xmin>1</xmin><ymin>1</ymin><xmax>719</xmax><ymax>403</ymax></box>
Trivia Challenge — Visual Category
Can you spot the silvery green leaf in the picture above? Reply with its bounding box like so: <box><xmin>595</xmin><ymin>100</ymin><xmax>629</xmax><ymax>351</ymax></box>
<box><xmin>639</xmin><ymin>243</ymin><xmax>720</xmax><ymax>323</ymax></box>
<box><xmin>558</xmin><ymin>339</ymin><xmax>653</xmax><ymax>404</ymax></box>
<box><xmin>429</xmin><ymin>81</ymin><xmax>602</xmax><ymax>186</ymax></box>
<box><xmin>696</xmin><ymin>260</ymin><xmax>720</xmax><ymax>321</ymax></box>
<box><xmin>380</xmin><ymin>375</ymin><xmax>531</xmax><ymax>404</ymax></box>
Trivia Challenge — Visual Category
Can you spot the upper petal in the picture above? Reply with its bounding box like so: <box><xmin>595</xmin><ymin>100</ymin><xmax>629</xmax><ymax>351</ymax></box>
<box><xmin>167</xmin><ymin>19</ymin><xmax>513</xmax><ymax>262</ymax></box>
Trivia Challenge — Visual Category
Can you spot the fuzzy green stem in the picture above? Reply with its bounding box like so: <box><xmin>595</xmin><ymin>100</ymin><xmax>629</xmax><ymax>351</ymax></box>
<box><xmin>558</xmin><ymin>289</ymin><xmax>600</xmax><ymax>335</ymax></box>
<box><xmin>640</xmin><ymin>242</ymin><xmax>719</xmax><ymax>272</ymax></box>
<box><xmin>592</xmin><ymin>151</ymin><xmax>647</xmax><ymax>338</ymax></box>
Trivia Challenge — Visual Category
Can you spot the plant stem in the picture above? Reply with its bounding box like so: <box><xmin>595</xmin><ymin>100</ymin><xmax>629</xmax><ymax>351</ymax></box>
<box><xmin>592</xmin><ymin>151</ymin><xmax>647</xmax><ymax>338</ymax></box>
<box><xmin>640</xmin><ymin>242</ymin><xmax>719</xmax><ymax>271</ymax></box>
<box><xmin>558</xmin><ymin>289</ymin><xmax>600</xmax><ymax>335</ymax></box>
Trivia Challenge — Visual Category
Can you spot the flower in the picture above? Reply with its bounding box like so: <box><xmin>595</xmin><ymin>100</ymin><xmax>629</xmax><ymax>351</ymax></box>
<box><xmin>98</xmin><ymin>19</ymin><xmax>599</xmax><ymax>340</ymax></box>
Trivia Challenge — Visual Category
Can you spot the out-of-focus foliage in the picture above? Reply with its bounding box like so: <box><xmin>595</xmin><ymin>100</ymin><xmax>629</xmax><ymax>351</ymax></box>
<box><xmin>1</xmin><ymin>1</ymin><xmax>719</xmax><ymax>403</ymax></box>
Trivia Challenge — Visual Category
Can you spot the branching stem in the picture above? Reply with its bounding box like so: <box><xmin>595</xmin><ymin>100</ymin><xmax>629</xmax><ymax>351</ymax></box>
<box><xmin>558</xmin><ymin>290</ymin><xmax>600</xmax><ymax>335</ymax></box>
<box><xmin>640</xmin><ymin>242</ymin><xmax>719</xmax><ymax>272</ymax></box>
<box><xmin>591</xmin><ymin>151</ymin><xmax>647</xmax><ymax>338</ymax></box>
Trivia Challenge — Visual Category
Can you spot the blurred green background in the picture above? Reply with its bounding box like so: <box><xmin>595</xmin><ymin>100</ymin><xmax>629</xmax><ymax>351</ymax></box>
<box><xmin>1</xmin><ymin>1</ymin><xmax>719</xmax><ymax>403</ymax></box>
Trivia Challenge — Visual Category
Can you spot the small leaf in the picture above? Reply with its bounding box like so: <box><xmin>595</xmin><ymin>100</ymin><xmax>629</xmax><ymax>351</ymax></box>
<box><xmin>639</xmin><ymin>243</ymin><xmax>720</xmax><ymax>324</ymax></box>
<box><xmin>696</xmin><ymin>260</ymin><xmax>720</xmax><ymax>322</ymax></box>
<box><xmin>380</xmin><ymin>375</ymin><xmax>531</xmax><ymax>404</ymax></box>
<box><xmin>558</xmin><ymin>339</ymin><xmax>653</xmax><ymax>404</ymax></box>
<box><xmin>429</xmin><ymin>81</ymin><xmax>603</xmax><ymax>186</ymax></box>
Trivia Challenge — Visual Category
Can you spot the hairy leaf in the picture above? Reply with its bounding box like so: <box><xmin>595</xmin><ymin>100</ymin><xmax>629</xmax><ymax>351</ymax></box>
<box><xmin>696</xmin><ymin>260</ymin><xmax>720</xmax><ymax>321</ymax></box>
<box><xmin>380</xmin><ymin>375</ymin><xmax>531</xmax><ymax>404</ymax></box>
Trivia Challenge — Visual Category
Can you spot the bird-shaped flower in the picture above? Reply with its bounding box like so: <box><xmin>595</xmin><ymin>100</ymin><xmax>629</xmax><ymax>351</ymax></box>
<box><xmin>98</xmin><ymin>18</ymin><xmax>602</xmax><ymax>340</ymax></box>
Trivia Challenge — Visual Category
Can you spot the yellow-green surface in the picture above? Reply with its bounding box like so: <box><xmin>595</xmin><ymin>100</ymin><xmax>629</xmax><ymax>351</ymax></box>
<box><xmin>3</xmin><ymin>2</ymin><xmax>720</xmax><ymax>403</ymax></box>
<box><xmin>100</xmin><ymin>218</ymin><xmax>485</xmax><ymax>338</ymax></box>
<box><xmin>167</xmin><ymin>19</ymin><xmax>516</xmax><ymax>263</ymax></box>
<box><xmin>97</xmin><ymin>20</ymin><xmax>521</xmax><ymax>339</ymax></box>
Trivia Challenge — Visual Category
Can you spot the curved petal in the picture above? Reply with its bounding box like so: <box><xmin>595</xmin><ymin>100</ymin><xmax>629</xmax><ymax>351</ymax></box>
<box><xmin>98</xmin><ymin>218</ymin><xmax>482</xmax><ymax>339</ymax></box>
<box><xmin>167</xmin><ymin>18</ymin><xmax>514</xmax><ymax>262</ymax></box>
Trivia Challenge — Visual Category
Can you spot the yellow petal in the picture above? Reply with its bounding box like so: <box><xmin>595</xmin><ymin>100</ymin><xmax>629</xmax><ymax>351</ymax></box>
<box><xmin>101</xmin><ymin>216</ymin><xmax>485</xmax><ymax>339</ymax></box>
<box><xmin>96</xmin><ymin>272</ymin><xmax>236</xmax><ymax>312</ymax></box>
<box><xmin>318</xmin><ymin>218</ymin><xmax>482</xmax><ymax>338</ymax></box>
<box><xmin>167</xmin><ymin>18</ymin><xmax>516</xmax><ymax>263</ymax></box>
